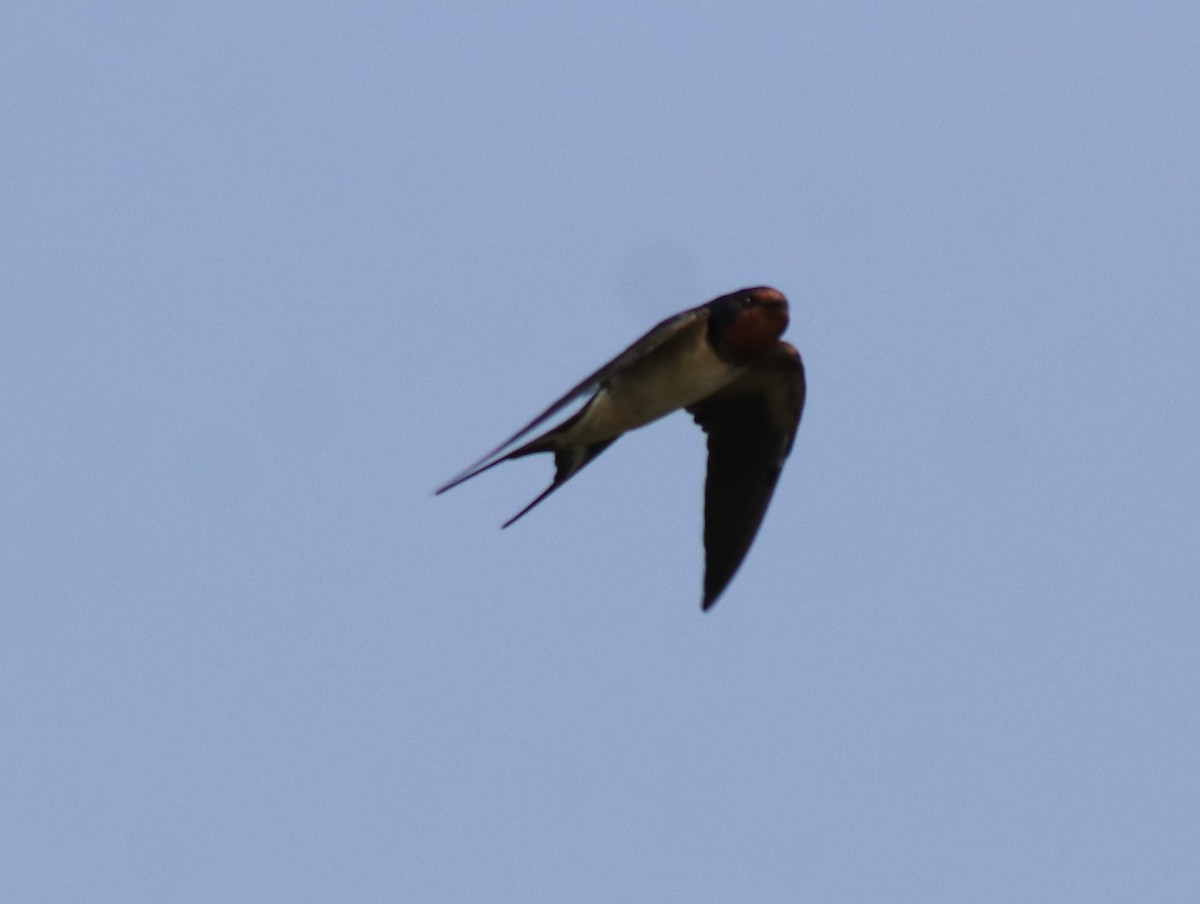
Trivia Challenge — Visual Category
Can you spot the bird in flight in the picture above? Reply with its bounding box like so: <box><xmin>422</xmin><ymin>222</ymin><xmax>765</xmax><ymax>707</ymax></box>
<box><xmin>436</xmin><ymin>286</ymin><xmax>806</xmax><ymax>610</ymax></box>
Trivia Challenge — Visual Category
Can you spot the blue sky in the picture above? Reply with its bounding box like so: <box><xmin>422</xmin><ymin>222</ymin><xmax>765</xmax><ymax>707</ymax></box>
<box><xmin>4</xmin><ymin>2</ymin><xmax>1198</xmax><ymax>901</ymax></box>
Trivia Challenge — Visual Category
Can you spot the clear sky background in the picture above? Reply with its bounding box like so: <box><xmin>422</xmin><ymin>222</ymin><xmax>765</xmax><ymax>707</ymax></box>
<box><xmin>4</xmin><ymin>2</ymin><xmax>1198</xmax><ymax>901</ymax></box>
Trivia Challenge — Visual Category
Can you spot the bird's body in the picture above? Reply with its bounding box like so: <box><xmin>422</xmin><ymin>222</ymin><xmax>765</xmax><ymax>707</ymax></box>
<box><xmin>437</xmin><ymin>286</ymin><xmax>805</xmax><ymax>610</ymax></box>
<box><xmin>538</xmin><ymin>315</ymin><xmax>739</xmax><ymax>447</ymax></box>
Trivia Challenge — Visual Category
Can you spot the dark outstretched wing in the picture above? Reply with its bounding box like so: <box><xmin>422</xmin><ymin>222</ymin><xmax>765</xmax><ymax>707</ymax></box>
<box><xmin>436</xmin><ymin>304</ymin><xmax>710</xmax><ymax>494</ymax></box>
<box><xmin>686</xmin><ymin>343</ymin><xmax>805</xmax><ymax>610</ymax></box>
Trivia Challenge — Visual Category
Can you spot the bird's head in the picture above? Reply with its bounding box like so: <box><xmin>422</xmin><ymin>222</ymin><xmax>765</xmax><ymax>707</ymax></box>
<box><xmin>707</xmin><ymin>286</ymin><xmax>790</xmax><ymax>363</ymax></box>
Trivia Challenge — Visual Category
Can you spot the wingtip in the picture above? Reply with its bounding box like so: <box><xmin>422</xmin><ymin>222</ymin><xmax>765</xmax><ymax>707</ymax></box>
<box><xmin>433</xmin><ymin>472</ymin><xmax>470</xmax><ymax>496</ymax></box>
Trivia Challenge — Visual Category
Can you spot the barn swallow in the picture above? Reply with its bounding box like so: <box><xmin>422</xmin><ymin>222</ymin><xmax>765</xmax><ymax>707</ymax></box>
<box><xmin>436</xmin><ymin>286</ymin><xmax>806</xmax><ymax>610</ymax></box>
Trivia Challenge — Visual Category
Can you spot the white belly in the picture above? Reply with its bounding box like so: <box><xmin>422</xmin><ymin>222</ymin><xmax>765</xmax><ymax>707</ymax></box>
<box><xmin>562</xmin><ymin>337</ymin><xmax>740</xmax><ymax>444</ymax></box>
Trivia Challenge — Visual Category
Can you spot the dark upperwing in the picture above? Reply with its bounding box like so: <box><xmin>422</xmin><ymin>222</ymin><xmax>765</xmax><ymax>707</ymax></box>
<box><xmin>687</xmin><ymin>342</ymin><xmax>806</xmax><ymax>610</ymax></box>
